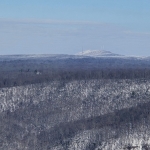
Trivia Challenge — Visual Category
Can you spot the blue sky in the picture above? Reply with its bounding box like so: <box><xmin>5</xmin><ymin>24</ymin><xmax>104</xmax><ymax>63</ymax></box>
<box><xmin>0</xmin><ymin>0</ymin><xmax>150</xmax><ymax>56</ymax></box>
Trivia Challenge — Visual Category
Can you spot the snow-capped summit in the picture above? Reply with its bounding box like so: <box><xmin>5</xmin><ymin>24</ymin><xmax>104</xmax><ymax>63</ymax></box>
<box><xmin>76</xmin><ymin>50</ymin><xmax>123</xmax><ymax>57</ymax></box>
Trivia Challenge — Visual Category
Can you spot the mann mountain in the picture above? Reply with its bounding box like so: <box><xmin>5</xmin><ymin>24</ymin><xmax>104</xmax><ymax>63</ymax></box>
<box><xmin>76</xmin><ymin>50</ymin><xmax>123</xmax><ymax>57</ymax></box>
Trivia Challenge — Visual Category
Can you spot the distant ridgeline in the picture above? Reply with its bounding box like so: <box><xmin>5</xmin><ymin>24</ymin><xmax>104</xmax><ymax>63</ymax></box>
<box><xmin>0</xmin><ymin>54</ymin><xmax>150</xmax><ymax>87</ymax></box>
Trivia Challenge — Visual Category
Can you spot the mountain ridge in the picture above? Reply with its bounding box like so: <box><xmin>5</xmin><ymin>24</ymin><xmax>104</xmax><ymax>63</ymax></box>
<box><xmin>0</xmin><ymin>50</ymin><xmax>148</xmax><ymax>60</ymax></box>
<box><xmin>76</xmin><ymin>50</ymin><xmax>124</xmax><ymax>57</ymax></box>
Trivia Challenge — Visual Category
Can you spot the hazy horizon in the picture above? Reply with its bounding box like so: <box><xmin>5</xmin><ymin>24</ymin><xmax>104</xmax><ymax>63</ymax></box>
<box><xmin>0</xmin><ymin>1</ymin><xmax>150</xmax><ymax>56</ymax></box>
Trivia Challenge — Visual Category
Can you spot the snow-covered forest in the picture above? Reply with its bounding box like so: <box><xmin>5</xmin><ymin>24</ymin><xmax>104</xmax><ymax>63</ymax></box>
<box><xmin>0</xmin><ymin>79</ymin><xmax>150</xmax><ymax>149</ymax></box>
<box><xmin>1</xmin><ymin>56</ymin><xmax>150</xmax><ymax>149</ymax></box>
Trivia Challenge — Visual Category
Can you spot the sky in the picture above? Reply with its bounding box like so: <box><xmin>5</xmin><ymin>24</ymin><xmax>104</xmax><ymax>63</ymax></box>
<box><xmin>0</xmin><ymin>0</ymin><xmax>150</xmax><ymax>56</ymax></box>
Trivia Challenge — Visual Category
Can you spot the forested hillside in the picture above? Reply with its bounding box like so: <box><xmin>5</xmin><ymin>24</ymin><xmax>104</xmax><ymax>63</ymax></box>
<box><xmin>0</xmin><ymin>56</ymin><xmax>150</xmax><ymax>149</ymax></box>
<box><xmin>0</xmin><ymin>56</ymin><xmax>150</xmax><ymax>87</ymax></box>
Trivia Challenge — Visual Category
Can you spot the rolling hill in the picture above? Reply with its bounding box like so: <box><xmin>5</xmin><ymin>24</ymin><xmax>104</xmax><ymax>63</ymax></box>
<box><xmin>0</xmin><ymin>52</ymin><xmax>150</xmax><ymax>149</ymax></box>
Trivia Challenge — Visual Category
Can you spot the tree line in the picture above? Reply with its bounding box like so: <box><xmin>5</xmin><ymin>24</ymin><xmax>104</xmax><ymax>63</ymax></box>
<box><xmin>0</xmin><ymin>67</ymin><xmax>150</xmax><ymax>87</ymax></box>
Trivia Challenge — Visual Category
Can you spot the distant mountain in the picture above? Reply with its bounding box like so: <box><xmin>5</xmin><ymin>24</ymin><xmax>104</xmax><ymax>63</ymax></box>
<box><xmin>76</xmin><ymin>50</ymin><xmax>123</xmax><ymax>57</ymax></box>
<box><xmin>0</xmin><ymin>54</ymin><xmax>90</xmax><ymax>61</ymax></box>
